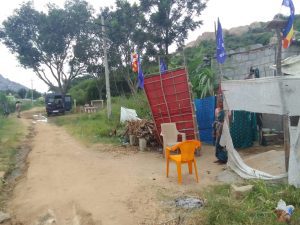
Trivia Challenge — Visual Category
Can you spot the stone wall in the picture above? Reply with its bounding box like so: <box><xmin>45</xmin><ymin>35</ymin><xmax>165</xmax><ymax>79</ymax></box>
<box><xmin>213</xmin><ymin>44</ymin><xmax>300</xmax><ymax>79</ymax></box>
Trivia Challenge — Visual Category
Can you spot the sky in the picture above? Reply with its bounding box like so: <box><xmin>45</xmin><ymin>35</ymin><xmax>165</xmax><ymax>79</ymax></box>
<box><xmin>0</xmin><ymin>0</ymin><xmax>299</xmax><ymax>93</ymax></box>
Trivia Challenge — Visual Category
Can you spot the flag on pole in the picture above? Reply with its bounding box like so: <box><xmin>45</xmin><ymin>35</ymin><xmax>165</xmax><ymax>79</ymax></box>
<box><xmin>131</xmin><ymin>53</ymin><xmax>138</xmax><ymax>73</ymax></box>
<box><xmin>216</xmin><ymin>18</ymin><xmax>226</xmax><ymax>64</ymax></box>
<box><xmin>137</xmin><ymin>55</ymin><xmax>144</xmax><ymax>89</ymax></box>
<box><xmin>282</xmin><ymin>0</ymin><xmax>295</xmax><ymax>48</ymax></box>
<box><xmin>160</xmin><ymin>58</ymin><xmax>168</xmax><ymax>74</ymax></box>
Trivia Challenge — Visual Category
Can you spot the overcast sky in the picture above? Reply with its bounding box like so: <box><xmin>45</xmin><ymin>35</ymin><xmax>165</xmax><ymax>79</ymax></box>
<box><xmin>0</xmin><ymin>0</ymin><xmax>299</xmax><ymax>92</ymax></box>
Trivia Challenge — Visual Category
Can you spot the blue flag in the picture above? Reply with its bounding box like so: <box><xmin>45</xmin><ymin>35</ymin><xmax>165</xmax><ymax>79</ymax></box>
<box><xmin>216</xmin><ymin>18</ymin><xmax>226</xmax><ymax>64</ymax></box>
<box><xmin>137</xmin><ymin>55</ymin><xmax>144</xmax><ymax>89</ymax></box>
<box><xmin>160</xmin><ymin>58</ymin><xmax>168</xmax><ymax>74</ymax></box>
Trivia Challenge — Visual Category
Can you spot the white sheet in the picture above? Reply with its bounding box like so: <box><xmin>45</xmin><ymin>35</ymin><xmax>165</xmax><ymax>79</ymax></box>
<box><xmin>221</xmin><ymin>77</ymin><xmax>300</xmax><ymax>186</ymax></box>
<box><xmin>220</xmin><ymin>120</ymin><xmax>287</xmax><ymax>180</ymax></box>
<box><xmin>222</xmin><ymin>76</ymin><xmax>300</xmax><ymax>116</ymax></box>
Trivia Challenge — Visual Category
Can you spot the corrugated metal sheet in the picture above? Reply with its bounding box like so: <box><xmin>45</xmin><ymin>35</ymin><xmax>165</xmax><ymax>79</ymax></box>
<box><xmin>195</xmin><ymin>96</ymin><xmax>215</xmax><ymax>144</ymax></box>
<box><xmin>144</xmin><ymin>68</ymin><xmax>198</xmax><ymax>144</ymax></box>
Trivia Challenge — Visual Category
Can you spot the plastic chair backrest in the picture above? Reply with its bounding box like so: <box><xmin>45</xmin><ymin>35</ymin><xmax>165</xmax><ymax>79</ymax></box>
<box><xmin>161</xmin><ymin>123</ymin><xmax>179</xmax><ymax>144</ymax></box>
<box><xmin>177</xmin><ymin>140</ymin><xmax>201</xmax><ymax>162</ymax></box>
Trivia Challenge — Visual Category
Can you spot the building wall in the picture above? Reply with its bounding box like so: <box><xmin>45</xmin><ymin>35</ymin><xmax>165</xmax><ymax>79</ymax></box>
<box><xmin>214</xmin><ymin>44</ymin><xmax>300</xmax><ymax>79</ymax></box>
<box><xmin>216</xmin><ymin>44</ymin><xmax>300</xmax><ymax>131</ymax></box>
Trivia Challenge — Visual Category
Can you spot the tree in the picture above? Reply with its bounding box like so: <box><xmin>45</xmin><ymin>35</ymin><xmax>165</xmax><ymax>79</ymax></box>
<box><xmin>17</xmin><ymin>88</ymin><xmax>27</xmax><ymax>99</ymax></box>
<box><xmin>32</xmin><ymin>89</ymin><xmax>42</xmax><ymax>99</ymax></box>
<box><xmin>139</xmin><ymin>0</ymin><xmax>206</xmax><ymax>56</ymax></box>
<box><xmin>0</xmin><ymin>0</ymin><xmax>99</xmax><ymax>95</ymax></box>
<box><xmin>101</xmin><ymin>1</ymin><xmax>147</xmax><ymax>94</ymax></box>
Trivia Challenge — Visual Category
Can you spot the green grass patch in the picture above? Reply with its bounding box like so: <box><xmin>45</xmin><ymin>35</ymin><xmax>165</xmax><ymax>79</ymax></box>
<box><xmin>52</xmin><ymin>112</ymin><xmax>122</xmax><ymax>144</ymax></box>
<box><xmin>192</xmin><ymin>181</ymin><xmax>300</xmax><ymax>225</ymax></box>
<box><xmin>0</xmin><ymin>116</ymin><xmax>25</xmax><ymax>209</ymax></box>
<box><xmin>51</xmin><ymin>93</ymin><xmax>151</xmax><ymax>145</ymax></box>
<box><xmin>0</xmin><ymin>117</ymin><xmax>24</xmax><ymax>172</ymax></box>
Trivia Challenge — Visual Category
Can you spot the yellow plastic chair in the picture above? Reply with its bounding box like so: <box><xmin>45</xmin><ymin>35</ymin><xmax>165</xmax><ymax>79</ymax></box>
<box><xmin>166</xmin><ymin>140</ymin><xmax>201</xmax><ymax>184</ymax></box>
<box><xmin>160</xmin><ymin>123</ymin><xmax>186</xmax><ymax>158</ymax></box>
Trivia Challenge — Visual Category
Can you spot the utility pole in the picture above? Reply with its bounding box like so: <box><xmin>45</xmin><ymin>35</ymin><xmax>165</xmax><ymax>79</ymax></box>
<box><xmin>101</xmin><ymin>15</ymin><xmax>112</xmax><ymax>119</ymax></box>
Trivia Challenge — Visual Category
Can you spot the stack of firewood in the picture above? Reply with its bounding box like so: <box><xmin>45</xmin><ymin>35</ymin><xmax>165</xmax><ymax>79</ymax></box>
<box><xmin>124</xmin><ymin>119</ymin><xmax>159</xmax><ymax>146</ymax></box>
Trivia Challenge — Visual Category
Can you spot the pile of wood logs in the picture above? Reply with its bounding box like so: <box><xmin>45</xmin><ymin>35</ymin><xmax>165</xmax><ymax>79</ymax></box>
<box><xmin>124</xmin><ymin>119</ymin><xmax>159</xmax><ymax>146</ymax></box>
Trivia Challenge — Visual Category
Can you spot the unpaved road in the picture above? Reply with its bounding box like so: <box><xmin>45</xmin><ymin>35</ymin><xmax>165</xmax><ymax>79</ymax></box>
<box><xmin>7</xmin><ymin>112</ymin><xmax>224</xmax><ymax>225</ymax></box>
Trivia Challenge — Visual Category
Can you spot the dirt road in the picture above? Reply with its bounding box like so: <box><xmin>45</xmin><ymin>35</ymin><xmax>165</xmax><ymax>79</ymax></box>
<box><xmin>8</xmin><ymin>114</ymin><xmax>223</xmax><ymax>225</ymax></box>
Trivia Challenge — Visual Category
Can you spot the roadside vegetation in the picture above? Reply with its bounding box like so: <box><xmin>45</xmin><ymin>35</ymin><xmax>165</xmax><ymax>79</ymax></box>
<box><xmin>1</xmin><ymin>1</ymin><xmax>300</xmax><ymax>223</ymax></box>
<box><xmin>0</xmin><ymin>116</ymin><xmax>26</xmax><ymax>209</ymax></box>
<box><xmin>49</xmin><ymin>92</ymin><xmax>300</xmax><ymax>224</ymax></box>
<box><xmin>0</xmin><ymin>91</ymin><xmax>40</xmax><ymax>209</ymax></box>
<box><xmin>51</xmin><ymin>93</ymin><xmax>150</xmax><ymax>145</ymax></box>
<box><xmin>171</xmin><ymin>180</ymin><xmax>299</xmax><ymax>225</ymax></box>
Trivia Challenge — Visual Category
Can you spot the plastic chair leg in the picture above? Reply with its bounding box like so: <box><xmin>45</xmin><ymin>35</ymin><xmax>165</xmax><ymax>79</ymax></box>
<box><xmin>176</xmin><ymin>162</ymin><xmax>182</xmax><ymax>184</ymax></box>
<box><xmin>193</xmin><ymin>159</ymin><xmax>199</xmax><ymax>182</ymax></box>
<box><xmin>166</xmin><ymin>159</ymin><xmax>169</xmax><ymax>177</ymax></box>
<box><xmin>188</xmin><ymin>161</ymin><xmax>193</xmax><ymax>174</ymax></box>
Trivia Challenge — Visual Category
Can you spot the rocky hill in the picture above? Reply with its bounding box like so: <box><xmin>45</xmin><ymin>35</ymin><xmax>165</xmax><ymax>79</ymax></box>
<box><xmin>0</xmin><ymin>74</ymin><xmax>28</xmax><ymax>92</ymax></box>
<box><xmin>185</xmin><ymin>22</ymin><xmax>266</xmax><ymax>48</ymax></box>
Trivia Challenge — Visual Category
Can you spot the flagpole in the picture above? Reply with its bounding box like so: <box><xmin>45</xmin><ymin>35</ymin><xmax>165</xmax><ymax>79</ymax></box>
<box><xmin>214</xmin><ymin>21</ymin><xmax>224</xmax><ymax>81</ymax></box>
<box><xmin>158</xmin><ymin>55</ymin><xmax>161</xmax><ymax>75</ymax></box>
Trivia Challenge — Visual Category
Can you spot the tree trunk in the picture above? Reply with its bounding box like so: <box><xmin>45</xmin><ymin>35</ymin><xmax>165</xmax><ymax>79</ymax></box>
<box><xmin>94</xmin><ymin>77</ymin><xmax>104</xmax><ymax>99</ymax></box>
<box><xmin>125</xmin><ymin>67</ymin><xmax>137</xmax><ymax>95</ymax></box>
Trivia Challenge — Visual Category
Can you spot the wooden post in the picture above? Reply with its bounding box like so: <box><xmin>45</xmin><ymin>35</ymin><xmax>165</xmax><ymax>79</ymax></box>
<box><xmin>267</xmin><ymin>17</ymin><xmax>290</xmax><ymax>172</ymax></box>
<box><xmin>275</xmin><ymin>28</ymin><xmax>290</xmax><ymax>172</ymax></box>
<box><xmin>182</xmin><ymin>49</ymin><xmax>200</xmax><ymax>141</ymax></box>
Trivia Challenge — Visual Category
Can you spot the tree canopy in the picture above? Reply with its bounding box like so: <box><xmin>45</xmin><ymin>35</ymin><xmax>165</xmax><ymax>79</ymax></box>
<box><xmin>0</xmin><ymin>0</ymin><xmax>208</xmax><ymax>95</ymax></box>
<box><xmin>140</xmin><ymin>0</ymin><xmax>206</xmax><ymax>55</ymax></box>
<box><xmin>0</xmin><ymin>0</ymin><xmax>99</xmax><ymax>95</ymax></box>
<box><xmin>100</xmin><ymin>0</ymin><xmax>147</xmax><ymax>94</ymax></box>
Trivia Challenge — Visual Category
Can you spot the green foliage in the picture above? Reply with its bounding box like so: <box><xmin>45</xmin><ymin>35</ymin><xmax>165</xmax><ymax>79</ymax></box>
<box><xmin>139</xmin><ymin>0</ymin><xmax>206</xmax><ymax>55</ymax></box>
<box><xmin>294</xmin><ymin>15</ymin><xmax>300</xmax><ymax>31</ymax></box>
<box><xmin>0</xmin><ymin>116</ymin><xmax>25</xmax><ymax>209</ymax></box>
<box><xmin>111</xmin><ymin>92</ymin><xmax>151</xmax><ymax>120</ymax></box>
<box><xmin>0</xmin><ymin>90</ymin><xmax>43</xmax><ymax>115</ymax></box>
<box><xmin>198</xmin><ymin>181</ymin><xmax>300</xmax><ymax>225</ymax></box>
<box><xmin>0</xmin><ymin>116</ymin><xmax>24</xmax><ymax>206</ymax></box>
<box><xmin>0</xmin><ymin>93</ymin><xmax>16</xmax><ymax>115</ymax></box>
<box><xmin>69</xmin><ymin>77</ymin><xmax>132</xmax><ymax>105</ymax></box>
<box><xmin>181</xmin><ymin>20</ymin><xmax>285</xmax><ymax>99</ymax></box>
<box><xmin>53</xmin><ymin>112</ymin><xmax>121</xmax><ymax>144</ymax></box>
<box><xmin>192</xmin><ymin>68</ymin><xmax>218</xmax><ymax>98</ymax></box>
<box><xmin>224</xmin><ymin>31</ymin><xmax>273</xmax><ymax>50</ymax></box>
<box><xmin>69</xmin><ymin>78</ymin><xmax>110</xmax><ymax>106</ymax></box>
<box><xmin>0</xmin><ymin>118</ymin><xmax>23</xmax><ymax>172</ymax></box>
<box><xmin>69</xmin><ymin>79</ymin><xmax>92</xmax><ymax>105</ymax></box>
<box><xmin>1</xmin><ymin>0</ymin><xmax>98</xmax><ymax>94</ymax></box>
<box><xmin>101</xmin><ymin>1</ymin><xmax>147</xmax><ymax>94</ymax></box>
<box><xmin>17</xmin><ymin>88</ymin><xmax>27</xmax><ymax>99</ymax></box>
<box><xmin>19</xmin><ymin>100</ymin><xmax>43</xmax><ymax>111</ymax></box>
<box><xmin>52</xmin><ymin>92</ymin><xmax>150</xmax><ymax>144</ymax></box>
<box><xmin>0</xmin><ymin>93</ymin><xmax>8</xmax><ymax>115</ymax></box>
